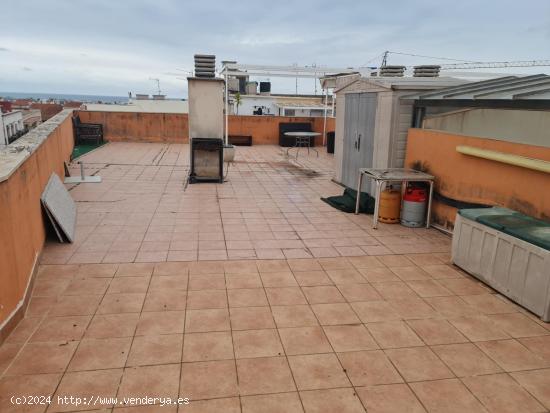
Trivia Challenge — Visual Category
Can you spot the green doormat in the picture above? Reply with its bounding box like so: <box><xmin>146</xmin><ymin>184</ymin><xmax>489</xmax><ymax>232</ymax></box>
<box><xmin>71</xmin><ymin>142</ymin><xmax>105</xmax><ymax>160</ymax></box>
<box><xmin>321</xmin><ymin>188</ymin><xmax>375</xmax><ymax>214</ymax></box>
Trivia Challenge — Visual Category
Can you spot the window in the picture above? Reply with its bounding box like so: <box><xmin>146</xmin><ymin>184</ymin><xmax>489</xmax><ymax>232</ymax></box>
<box><xmin>310</xmin><ymin>109</ymin><xmax>324</xmax><ymax>117</ymax></box>
<box><xmin>284</xmin><ymin>109</ymin><xmax>295</xmax><ymax>116</ymax></box>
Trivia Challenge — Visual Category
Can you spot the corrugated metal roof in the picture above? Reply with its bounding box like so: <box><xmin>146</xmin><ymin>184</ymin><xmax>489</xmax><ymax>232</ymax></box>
<box><xmin>410</xmin><ymin>74</ymin><xmax>550</xmax><ymax>100</ymax></box>
<box><xmin>334</xmin><ymin>76</ymin><xmax>467</xmax><ymax>94</ymax></box>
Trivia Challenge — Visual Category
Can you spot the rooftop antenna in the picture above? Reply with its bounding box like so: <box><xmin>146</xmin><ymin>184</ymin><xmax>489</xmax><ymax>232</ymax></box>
<box><xmin>381</xmin><ymin>51</ymin><xmax>389</xmax><ymax>67</ymax></box>
<box><xmin>149</xmin><ymin>77</ymin><xmax>161</xmax><ymax>95</ymax></box>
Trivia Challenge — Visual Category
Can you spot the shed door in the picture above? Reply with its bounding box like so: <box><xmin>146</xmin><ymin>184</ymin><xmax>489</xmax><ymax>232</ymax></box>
<box><xmin>342</xmin><ymin>93</ymin><xmax>360</xmax><ymax>188</ymax></box>
<box><xmin>342</xmin><ymin>93</ymin><xmax>377</xmax><ymax>191</ymax></box>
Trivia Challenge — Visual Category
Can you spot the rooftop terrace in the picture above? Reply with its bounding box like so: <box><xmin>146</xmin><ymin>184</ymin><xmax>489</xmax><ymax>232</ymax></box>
<box><xmin>1</xmin><ymin>141</ymin><xmax>550</xmax><ymax>413</ymax></box>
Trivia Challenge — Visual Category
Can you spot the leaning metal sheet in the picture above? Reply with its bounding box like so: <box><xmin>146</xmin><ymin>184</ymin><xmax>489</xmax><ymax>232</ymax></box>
<box><xmin>41</xmin><ymin>173</ymin><xmax>77</xmax><ymax>243</ymax></box>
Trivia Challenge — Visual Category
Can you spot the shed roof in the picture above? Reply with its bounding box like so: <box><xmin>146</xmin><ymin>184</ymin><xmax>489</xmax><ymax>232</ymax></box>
<box><xmin>334</xmin><ymin>75</ymin><xmax>467</xmax><ymax>94</ymax></box>
<box><xmin>409</xmin><ymin>74</ymin><xmax>550</xmax><ymax>100</ymax></box>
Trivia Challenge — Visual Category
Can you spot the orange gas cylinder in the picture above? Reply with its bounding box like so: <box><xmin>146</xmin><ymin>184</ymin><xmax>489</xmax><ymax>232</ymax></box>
<box><xmin>378</xmin><ymin>188</ymin><xmax>401</xmax><ymax>224</ymax></box>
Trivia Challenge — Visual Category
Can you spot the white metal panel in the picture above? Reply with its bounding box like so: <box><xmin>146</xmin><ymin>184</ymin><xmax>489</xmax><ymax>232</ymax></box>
<box><xmin>452</xmin><ymin>214</ymin><xmax>550</xmax><ymax>321</ymax></box>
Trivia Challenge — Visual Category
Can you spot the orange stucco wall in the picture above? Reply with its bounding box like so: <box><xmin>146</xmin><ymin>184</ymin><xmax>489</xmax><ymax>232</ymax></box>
<box><xmin>77</xmin><ymin>111</ymin><xmax>335</xmax><ymax>145</ymax></box>
<box><xmin>405</xmin><ymin>128</ymin><xmax>550</xmax><ymax>228</ymax></box>
<box><xmin>0</xmin><ymin>114</ymin><xmax>74</xmax><ymax>331</ymax></box>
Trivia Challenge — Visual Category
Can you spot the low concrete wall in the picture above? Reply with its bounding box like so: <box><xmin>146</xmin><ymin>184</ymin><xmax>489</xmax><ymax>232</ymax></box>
<box><xmin>77</xmin><ymin>111</ymin><xmax>335</xmax><ymax>146</ymax></box>
<box><xmin>0</xmin><ymin>110</ymin><xmax>74</xmax><ymax>339</ymax></box>
<box><xmin>405</xmin><ymin>128</ymin><xmax>550</xmax><ymax>229</ymax></box>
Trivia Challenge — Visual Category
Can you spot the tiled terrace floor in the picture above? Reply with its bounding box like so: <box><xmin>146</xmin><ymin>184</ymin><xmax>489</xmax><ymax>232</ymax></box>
<box><xmin>1</xmin><ymin>143</ymin><xmax>550</xmax><ymax>413</ymax></box>
<box><xmin>41</xmin><ymin>143</ymin><xmax>450</xmax><ymax>264</ymax></box>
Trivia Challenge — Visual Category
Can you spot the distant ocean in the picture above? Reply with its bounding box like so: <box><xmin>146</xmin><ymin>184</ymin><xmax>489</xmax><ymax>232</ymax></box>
<box><xmin>0</xmin><ymin>91</ymin><xmax>128</xmax><ymax>104</ymax></box>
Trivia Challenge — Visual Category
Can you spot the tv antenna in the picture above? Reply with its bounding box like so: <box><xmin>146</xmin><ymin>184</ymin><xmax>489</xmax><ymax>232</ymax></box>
<box><xmin>149</xmin><ymin>78</ymin><xmax>162</xmax><ymax>95</ymax></box>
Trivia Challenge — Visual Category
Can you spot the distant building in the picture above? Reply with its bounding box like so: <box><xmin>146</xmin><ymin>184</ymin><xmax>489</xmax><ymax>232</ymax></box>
<box><xmin>233</xmin><ymin>94</ymin><xmax>333</xmax><ymax>117</ymax></box>
<box><xmin>83</xmin><ymin>94</ymin><xmax>188</xmax><ymax>113</ymax></box>
<box><xmin>0</xmin><ymin>108</ymin><xmax>24</xmax><ymax>145</ymax></box>
<box><xmin>30</xmin><ymin>102</ymin><xmax>63</xmax><ymax>121</ymax></box>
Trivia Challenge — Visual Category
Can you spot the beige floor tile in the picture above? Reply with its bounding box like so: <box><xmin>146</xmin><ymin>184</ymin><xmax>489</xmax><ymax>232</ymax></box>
<box><xmin>407</xmin><ymin>319</ymin><xmax>468</xmax><ymax>345</ymax></box>
<box><xmin>406</xmin><ymin>280</ymin><xmax>453</xmax><ymax>297</ymax></box>
<box><xmin>366</xmin><ymin>321</ymin><xmax>423</xmax><ymax>349</ymax></box>
<box><xmin>30</xmin><ymin>315</ymin><xmax>90</xmax><ymax>342</ymax></box>
<box><xmin>183</xmin><ymin>397</ymin><xmax>240</xmax><ymax>413</ymax></box>
<box><xmin>237</xmin><ymin>356</ymin><xmax>296</xmax><ymax>395</ymax></box>
<box><xmin>241</xmin><ymin>392</ymin><xmax>303</xmax><ymax>413</ymax></box>
<box><xmin>300</xmin><ymin>388</ymin><xmax>365</xmax><ymax>413</ymax></box>
<box><xmin>51</xmin><ymin>369</ymin><xmax>122</xmax><ymax>412</ymax></box>
<box><xmin>337</xmin><ymin>283</ymin><xmax>382</xmax><ymax>302</ymax></box>
<box><xmin>149</xmin><ymin>275</ymin><xmax>188</xmax><ymax>291</ymax></box>
<box><xmin>49</xmin><ymin>295</ymin><xmax>102</xmax><ymax>316</ymax></box>
<box><xmin>4</xmin><ymin>341</ymin><xmax>78</xmax><ymax>376</ymax></box>
<box><xmin>126</xmin><ymin>334</ymin><xmax>182</xmax><ymax>366</ymax></box>
<box><xmin>519</xmin><ymin>336</ymin><xmax>550</xmax><ymax>362</ymax></box>
<box><xmin>460</xmin><ymin>294</ymin><xmax>517</xmax><ymax>314</ymax></box>
<box><xmin>302</xmin><ymin>286</ymin><xmax>345</xmax><ymax>304</ymax></box>
<box><xmin>225</xmin><ymin>273</ymin><xmax>262</xmax><ymax>289</ymax></box>
<box><xmin>227</xmin><ymin>288</ymin><xmax>268</xmax><ymax>307</ymax></box>
<box><xmin>260</xmin><ymin>271</ymin><xmax>298</xmax><ymax>287</ymax></box>
<box><xmin>352</xmin><ymin>301</ymin><xmax>401</xmax><ymax>323</ymax></box>
<box><xmin>107</xmin><ymin>276</ymin><xmax>150</xmax><ymax>294</ymax></box>
<box><xmin>288</xmin><ymin>353</ymin><xmax>350</xmax><ymax>390</ymax></box>
<box><xmin>431</xmin><ymin>343</ymin><xmax>502</xmax><ymax>377</ymax></box>
<box><xmin>372</xmin><ymin>281</ymin><xmax>419</xmax><ymax>300</ymax></box>
<box><xmin>271</xmin><ymin>305</ymin><xmax>319</xmax><ymax>328</ymax></box>
<box><xmin>118</xmin><ymin>364</ymin><xmax>180</xmax><ymax>399</ymax></box>
<box><xmin>338</xmin><ymin>350</ymin><xmax>402</xmax><ymax>386</ymax></box>
<box><xmin>0</xmin><ymin>373</ymin><xmax>62</xmax><ymax>413</ymax></box>
<box><xmin>487</xmin><ymin>313</ymin><xmax>549</xmax><ymax>338</ymax></box>
<box><xmin>323</xmin><ymin>324</ymin><xmax>378</xmax><ymax>352</ymax></box>
<box><xmin>326</xmin><ymin>268</ymin><xmax>366</xmax><ymax>284</ymax></box>
<box><xmin>476</xmin><ymin>339</ymin><xmax>550</xmax><ymax>371</ymax></box>
<box><xmin>233</xmin><ymin>329</ymin><xmax>283</xmax><ymax>359</ymax></box>
<box><xmin>116</xmin><ymin>263</ymin><xmax>154</xmax><ymax>277</ymax></box>
<box><xmin>68</xmin><ymin>337</ymin><xmax>132</xmax><ymax>371</ymax></box>
<box><xmin>385</xmin><ymin>346</ymin><xmax>454</xmax><ymax>382</ymax></box>
<box><xmin>462</xmin><ymin>373</ymin><xmax>545</xmax><ymax>413</ymax></box>
<box><xmin>311</xmin><ymin>303</ymin><xmax>360</xmax><ymax>325</ymax></box>
<box><xmin>180</xmin><ymin>360</ymin><xmax>238</xmax><ymax>400</ymax></box>
<box><xmin>359</xmin><ymin>267</ymin><xmax>399</xmax><ymax>283</ymax></box>
<box><xmin>356</xmin><ymin>383</ymin><xmax>426</xmax><ymax>413</ymax></box>
<box><xmin>293</xmin><ymin>270</ymin><xmax>334</xmax><ymax>286</ymax></box>
<box><xmin>85</xmin><ymin>313</ymin><xmax>139</xmax><ymax>338</ymax></box>
<box><xmin>266</xmin><ymin>287</ymin><xmax>307</xmax><ymax>305</ymax></box>
<box><xmin>135</xmin><ymin>311</ymin><xmax>185</xmax><ymax>335</ymax></box>
<box><xmin>142</xmin><ymin>290</ymin><xmax>187</xmax><ymax>312</ymax></box>
<box><xmin>511</xmin><ymin>369</ymin><xmax>550</xmax><ymax>410</ymax></box>
<box><xmin>278</xmin><ymin>326</ymin><xmax>332</xmax><ymax>355</ymax></box>
<box><xmin>448</xmin><ymin>316</ymin><xmax>510</xmax><ymax>342</ymax></box>
<box><xmin>390</xmin><ymin>266</ymin><xmax>432</xmax><ymax>281</ymax></box>
<box><xmin>188</xmin><ymin>274</ymin><xmax>226</xmax><ymax>290</ymax></box>
<box><xmin>186</xmin><ymin>289</ymin><xmax>227</xmax><ymax>309</ymax></box>
<box><xmin>185</xmin><ymin>308</ymin><xmax>230</xmax><ymax>333</ymax></box>
<box><xmin>182</xmin><ymin>331</ymin><xmax>234</xmax><ymax>362</ymax></box>
<box><xmin>410</xmin><ymin>379</ymin><xmax>487</xmax><ymax>413</ymax></box>
<box><xmin>229</xmin><ymin>306</ymin><xmax>275</xmax><ymax>330</ymax></box>
<box><xmin>97</xmin><ymin>293</ymin><xmax>146</xmax><ymax>314</ymax></box>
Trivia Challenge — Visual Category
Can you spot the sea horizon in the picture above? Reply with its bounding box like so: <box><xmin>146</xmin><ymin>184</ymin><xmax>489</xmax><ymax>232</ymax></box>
<box><xmin>0</xmin><ymin>91</ymin><xmax>129</xmax><ymax>104</ymax></box>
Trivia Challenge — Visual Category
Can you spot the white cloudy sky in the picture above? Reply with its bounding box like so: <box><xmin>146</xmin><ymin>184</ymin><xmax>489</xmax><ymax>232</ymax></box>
<box><xmin>1</xmin><ymin>0</ymin><xmax>549</xmax><ymax>98</ymax></box>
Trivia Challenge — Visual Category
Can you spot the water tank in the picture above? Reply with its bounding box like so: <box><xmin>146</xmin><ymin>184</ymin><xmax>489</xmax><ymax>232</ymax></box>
<box><xmin>259</xmin><ymin>82</ymin><xmax>271</xmax><ymax>95</ymax></box>
<box><xmin>246</xmin><ymin>81</ymin><xmax>258</xmax><ymax>95</ymax></box>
